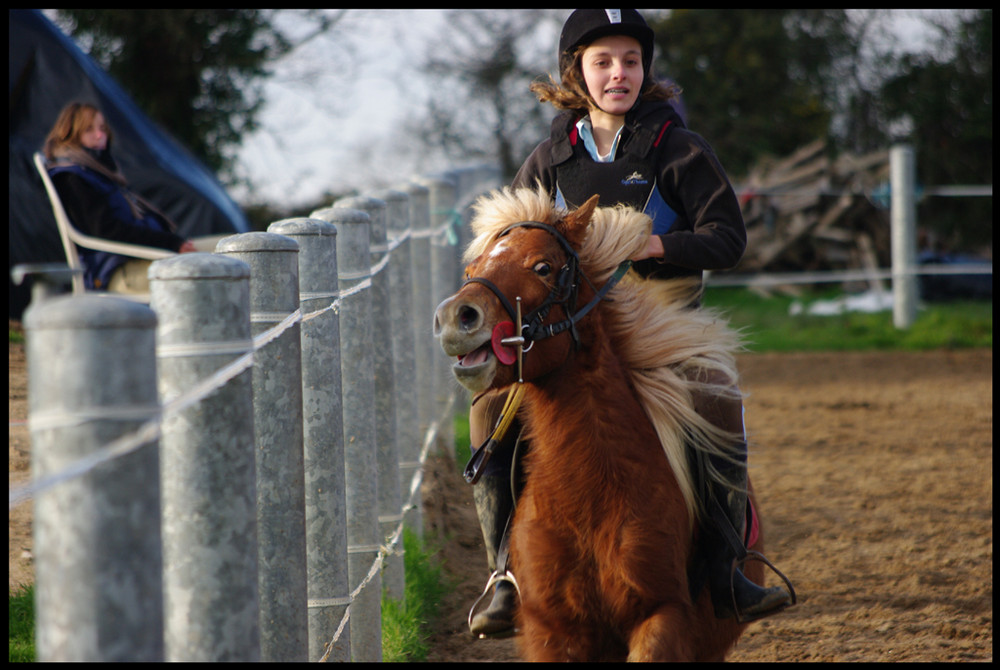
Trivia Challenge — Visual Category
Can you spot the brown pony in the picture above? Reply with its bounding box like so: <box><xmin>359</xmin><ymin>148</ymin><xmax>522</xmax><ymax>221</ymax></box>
<box><xmin>434</xmin><ymin>186</ymin><xmax>763</xmax><ymax>661</ymax></box>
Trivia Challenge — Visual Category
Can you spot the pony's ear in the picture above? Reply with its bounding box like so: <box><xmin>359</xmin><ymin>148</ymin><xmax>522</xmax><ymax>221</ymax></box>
<box><xmin>564</xmin><ymin>194</ymin><xmax>600</xmax><ymax>236</ymax></box>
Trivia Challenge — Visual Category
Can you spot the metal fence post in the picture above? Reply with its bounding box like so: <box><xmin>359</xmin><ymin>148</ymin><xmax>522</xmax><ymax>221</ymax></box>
<box><xmin>26</xmin><ymin>295</ymin><xmax>163</xmax><ymax>662</ymax></box>
<box><xmin>267</xmin><ymin>218</ymin><xmax>351</xmax><ymax>662</ymax></box>
<box><xmin>216</xmin><ymin>233</ymin><xmax>309</xmax><ymax>662</ymax></box>
<box><xmin>414</xmin><ymin>174</ymin><xmax>459</xmax><ymax>458</ymax></box>
<box><xmin>452</xmin><ymin>164</ymin><xmax>502</xmax><ymax>253</ymax></box>
<box><xmin>309</xmin><ymin>206</ymin><xmax>383</xmax><ymax>662</ymax></box>
<box><xmin>399</xmin><ymin>182</ymin><xmax>434</xmax><ymax>490</ymax></box>
<box><xmin>334</xmin><ymin>195</ymin><xmax>406</xmax><ymax>603</ymax></box>
<box><xmin>372</xmin><ymin>187</ymin><xmax>423</xmax><ymax>537</ymax></box>
<box><xmin>150</xmin><ymin>253</ymin><xmax>260</xmax><ymax>662</ymax></box>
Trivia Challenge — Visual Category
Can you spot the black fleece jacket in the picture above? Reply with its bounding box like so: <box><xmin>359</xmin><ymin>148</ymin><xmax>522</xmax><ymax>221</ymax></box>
<box><xmin>512</xmin><ymin>100</ymin><xmax>746</xmax><ymax>281</ymax></box>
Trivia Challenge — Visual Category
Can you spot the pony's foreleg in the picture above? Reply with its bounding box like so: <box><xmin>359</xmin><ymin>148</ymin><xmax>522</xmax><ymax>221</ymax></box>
<box><xmin>626</xmin><ymin>603</ymin><xmax>695</xmax><ymax>662</ymax></box>
<box><xmin>519</xmin><ymin>624</ymin><xmax>597</xmax><ymax>662</ymax></box>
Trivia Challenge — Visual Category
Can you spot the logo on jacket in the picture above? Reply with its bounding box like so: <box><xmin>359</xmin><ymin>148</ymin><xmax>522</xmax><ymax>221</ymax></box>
<box><xmin>622</xmin><ymin>171</ymin><xmax>649</xmax><ymax>186</ymax></box>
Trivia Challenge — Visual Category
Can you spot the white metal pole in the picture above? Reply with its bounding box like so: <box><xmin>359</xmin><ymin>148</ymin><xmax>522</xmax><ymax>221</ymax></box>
<box><xmin>890</xmin><ymin>144</ymin><xmax>918</xmax><ymax>329</ymax></box>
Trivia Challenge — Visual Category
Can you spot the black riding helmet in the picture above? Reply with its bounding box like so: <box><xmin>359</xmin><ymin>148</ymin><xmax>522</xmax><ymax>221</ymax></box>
<box><xmin>558</xmin><ymin>9</ymin><xmax>655</xmax><ymax>80</ymax></box>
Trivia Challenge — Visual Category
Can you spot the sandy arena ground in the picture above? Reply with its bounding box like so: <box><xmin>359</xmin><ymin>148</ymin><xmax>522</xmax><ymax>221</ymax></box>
<box><xmin>419</xmin><ymin>349</ymin><xmax>992</xmax><ymax>662</ymax></box>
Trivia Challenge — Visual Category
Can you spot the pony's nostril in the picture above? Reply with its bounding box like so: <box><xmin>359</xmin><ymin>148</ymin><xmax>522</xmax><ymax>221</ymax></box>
<box><xmin>458</xmin><ymin>304</ymin><xmax>481</xmax><ymax>330</ymax></box>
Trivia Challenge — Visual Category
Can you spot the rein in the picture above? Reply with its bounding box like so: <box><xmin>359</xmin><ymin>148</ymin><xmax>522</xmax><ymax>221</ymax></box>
<box><xmin>462</xmin><ymin>220</ymin><xmax>632</xmax><ymax>485</ymax></box>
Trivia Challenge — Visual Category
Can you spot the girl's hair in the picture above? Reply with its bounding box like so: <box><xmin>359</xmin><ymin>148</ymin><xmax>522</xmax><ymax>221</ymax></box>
<box><xmin>43</xmin><ymin>102</ymin><xmax>112</xmax><ymax>160</ymax></box>
<box><xmin>529</xmin><ymin>44</ymin><xmax>680</xmax><ymax>116</ymax></box>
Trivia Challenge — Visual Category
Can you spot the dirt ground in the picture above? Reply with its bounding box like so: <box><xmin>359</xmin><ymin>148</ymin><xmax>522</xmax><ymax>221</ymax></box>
<box><xmin>9</xmin><ymin>328</ymin><xmax>992</xmax><ymax>662</ymax></box>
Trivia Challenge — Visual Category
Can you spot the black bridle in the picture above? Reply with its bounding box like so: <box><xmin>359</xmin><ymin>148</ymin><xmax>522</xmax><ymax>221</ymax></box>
<box><xmin>462</xmin><ymin>221</ymin><xmax>631</xmax><ymax>352</ymax></box>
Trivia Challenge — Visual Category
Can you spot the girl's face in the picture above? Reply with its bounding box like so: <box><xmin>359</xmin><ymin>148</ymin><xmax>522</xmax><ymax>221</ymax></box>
<box><xmin>580</xmin><ymin>35</ymin><xmax>644</xmax><ymax>118</ymax></box>
<box><xmin>79</xmin><ymin>111</ymin><xmax>109</xmax><ymax>151</ymax></box>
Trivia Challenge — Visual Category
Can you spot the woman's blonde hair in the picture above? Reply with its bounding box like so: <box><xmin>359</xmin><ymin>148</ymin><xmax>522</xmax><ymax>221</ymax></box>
<box><xmin>43</xmin><ymin>102</ymin><xmax>112</xmax><ymax>161</ymax></box>
<box><xmin>529</xmin><ymin>44</ymin><xmax>681</xmax><ymax>116</ymax></box>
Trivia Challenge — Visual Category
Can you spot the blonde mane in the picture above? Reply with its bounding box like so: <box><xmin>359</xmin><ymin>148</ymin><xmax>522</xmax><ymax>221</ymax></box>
<box><xmin>467</xmin><ymin>186</ymin><xmax>746</xmax><ymax>525</ymax></box>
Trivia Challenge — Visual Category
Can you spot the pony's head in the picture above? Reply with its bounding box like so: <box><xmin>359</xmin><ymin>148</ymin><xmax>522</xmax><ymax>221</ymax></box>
<box><xmin>434</xmin><ymin>185</ymin><xmax>650</xmax><ymax>393</ymax></box>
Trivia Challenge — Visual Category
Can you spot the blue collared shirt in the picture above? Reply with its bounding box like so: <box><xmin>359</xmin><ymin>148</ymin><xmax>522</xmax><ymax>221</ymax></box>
<box><xmin>575</xmin><ymin>117</ymin><xmax>624</xmax><ymax>163</ymax></box>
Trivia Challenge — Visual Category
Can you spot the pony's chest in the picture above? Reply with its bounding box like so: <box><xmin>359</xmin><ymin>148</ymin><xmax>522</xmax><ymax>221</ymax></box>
<box><xmin>521</xmin><ymin>441</ymin><xmax>673</xmax><ymax>533</ymax></box>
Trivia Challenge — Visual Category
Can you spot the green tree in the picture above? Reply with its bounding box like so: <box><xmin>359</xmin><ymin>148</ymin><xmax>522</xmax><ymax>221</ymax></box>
<box><xmin>414</xmin><ymin>9</ymin><xmax>564</xmax><ymax>181</ymax></box>
<box><xmin>649</xmin><ymin>9</ymin><xmax>847</xmax><ymax>177</ymax></box>
<box><xmin>878</xmin><ymin>9</ymin><xmax>992</xmax><ymax>247</ymax></box>
<box><xmin>649</xmin><ymin>9</ymin><xmax>991</xmax><ymax>249</ymax></box>
<box><xmin>54</xmin><ymin>9</ymin><xmax>295</xmax><ymax>177</ymax></box>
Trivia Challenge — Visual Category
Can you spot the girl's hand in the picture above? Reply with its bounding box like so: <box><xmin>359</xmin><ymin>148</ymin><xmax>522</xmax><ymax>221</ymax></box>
<box><xmin>630</xmin><ymin>234</ymin><xmax>664</xmax><ymax>261</ymax></box>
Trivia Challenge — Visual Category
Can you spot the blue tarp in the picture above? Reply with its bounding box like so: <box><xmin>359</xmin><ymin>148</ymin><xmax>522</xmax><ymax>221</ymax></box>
<box><xmin>9</xmin><ymin>9</ymin><xmax>250</xmax><ymax>318</ymax></box>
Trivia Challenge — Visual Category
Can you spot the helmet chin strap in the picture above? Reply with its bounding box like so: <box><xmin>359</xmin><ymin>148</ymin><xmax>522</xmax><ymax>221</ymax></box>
<box><xmin>629</xmin><ymin>89</ymin><xmax>645</xmax><ymax>114</ymax></box>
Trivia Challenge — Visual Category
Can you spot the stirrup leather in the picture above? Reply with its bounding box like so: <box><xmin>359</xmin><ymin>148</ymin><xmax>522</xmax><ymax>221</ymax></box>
<box><xmin>709</xmin><ymin>495</ymin><xmax>797</xmax><ymax>622</ymax></box>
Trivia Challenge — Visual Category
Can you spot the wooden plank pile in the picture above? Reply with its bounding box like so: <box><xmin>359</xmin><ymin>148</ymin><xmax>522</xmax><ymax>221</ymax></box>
<box><xmin>731</xmin><ymin>139</ymin><xmax>891</xmax><ymax>283</ymax></box>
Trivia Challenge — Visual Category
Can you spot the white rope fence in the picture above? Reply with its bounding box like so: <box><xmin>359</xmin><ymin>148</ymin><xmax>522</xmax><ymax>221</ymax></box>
<box><xmin>10</xmin><ymin>166</ymin><xmax>496</xmax><ymax>662</ymax></box>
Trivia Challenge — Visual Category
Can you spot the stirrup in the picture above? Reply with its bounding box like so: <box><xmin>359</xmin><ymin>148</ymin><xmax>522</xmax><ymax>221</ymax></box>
<box><xmin>468</xmin><ymin>570</ymin><xmax>520</xmax><ymax>638</ymax></box>
<box><xmin>727</xmin><ymin>549</ymin><xmax>797</xmax><ymax>623</ymax></box>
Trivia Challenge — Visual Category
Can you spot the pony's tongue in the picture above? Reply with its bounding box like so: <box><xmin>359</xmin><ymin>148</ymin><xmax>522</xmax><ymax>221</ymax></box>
<box><xmin>456</xmin><ymin>322</ymin><xmax>517</xmax><ymax>367</ymax></box>
<box><xmin>491</xmin><ymin>321</ymin><xmax>517</xmax><ymax>365</ymax></box>
<box><xmin>459</xmin><ymin>346</ymin><xmax>490</xmax><ymax>367</ymax></box>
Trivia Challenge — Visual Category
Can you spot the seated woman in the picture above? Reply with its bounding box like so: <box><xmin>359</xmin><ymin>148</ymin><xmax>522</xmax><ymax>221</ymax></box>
<box><xmin>43</xmin><ymin>101</ymin><xmax>217</xmax><ymax>292</ymax></box>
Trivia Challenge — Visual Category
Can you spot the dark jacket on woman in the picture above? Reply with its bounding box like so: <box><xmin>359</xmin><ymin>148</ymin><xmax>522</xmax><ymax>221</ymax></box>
<box><xmin>512</xmin><ymin>99</ymin><xmax>746</xmax><ymax>282</ymax></box>
<box><xmin>48</xmin><ymin>147</ymin><xmax>184</xmax><ymax>288</ymax></box>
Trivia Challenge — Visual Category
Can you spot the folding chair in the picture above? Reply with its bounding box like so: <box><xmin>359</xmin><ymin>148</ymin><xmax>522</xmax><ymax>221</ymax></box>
<box><xmin>33</xmin><ymin>151</ymin><xmax>175</xmax><ymax>296</ymax></box>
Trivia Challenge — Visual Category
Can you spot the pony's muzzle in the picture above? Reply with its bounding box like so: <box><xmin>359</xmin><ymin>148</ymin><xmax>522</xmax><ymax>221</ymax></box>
<box><xmin>434</xmin><ymin>295</ymin><xmax>485</xmax><ymax>338</ymax></box>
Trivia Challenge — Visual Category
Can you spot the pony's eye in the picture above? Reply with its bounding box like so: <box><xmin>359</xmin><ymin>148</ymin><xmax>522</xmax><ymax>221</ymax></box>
<box><xmin>533</xmin><ymin>262</ymin><xmax>552</xmax><ymax>277</ymax></box>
